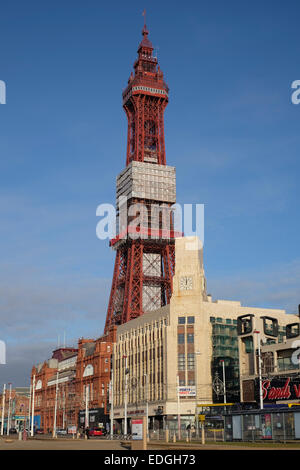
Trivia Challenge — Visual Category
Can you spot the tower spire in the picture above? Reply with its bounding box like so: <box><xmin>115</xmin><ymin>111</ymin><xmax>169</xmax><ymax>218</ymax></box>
<box><xmin>142</xmin><ymin>8</ymin><xmax>146</xmax><ymax>29</ymax></box>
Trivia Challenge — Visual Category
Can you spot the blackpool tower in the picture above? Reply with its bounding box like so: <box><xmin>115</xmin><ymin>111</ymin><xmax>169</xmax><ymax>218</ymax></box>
<box><xmin>104</xmin><ymin>23</ymin><xmax>180</xmax><ymax>333</ymax></box>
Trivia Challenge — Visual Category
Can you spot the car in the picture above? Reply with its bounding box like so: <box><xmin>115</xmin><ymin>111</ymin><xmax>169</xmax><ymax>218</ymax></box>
<box><xmin>56</xmin><ymin>428</ymin><xmax>67</xmax><ymax>435</ymax></box>
<box><xmin>9</xmin><ymin>428</ymin><xmax>17</xmax><ymax>434</ymax></box>
<box><xmin>89</xmin><ymin>428</ymin><xmax>104</xmax><ymax>436</ymax></box>
<box><xmin>36</xmin><ymin>428</ymin><xmax>44</xmax><ymax>434</ymax></box>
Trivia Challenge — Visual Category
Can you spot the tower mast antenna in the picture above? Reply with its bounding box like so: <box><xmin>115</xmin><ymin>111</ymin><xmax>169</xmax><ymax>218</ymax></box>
<box><xmin>142</xmin><ymin>8</ymin><xmax>146</xmax><ymax>28</ymax></box>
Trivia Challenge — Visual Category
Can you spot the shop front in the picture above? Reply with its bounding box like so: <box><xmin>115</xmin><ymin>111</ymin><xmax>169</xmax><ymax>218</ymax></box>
<box><xmin>78</xmin><ymin>407</ymin><xmax>108</xmax><ymax>432</ymax></box>
<box><xmin>224</xmin><ymin>408</ymin><xmax>300</xmax><ymax>441</ymax></box>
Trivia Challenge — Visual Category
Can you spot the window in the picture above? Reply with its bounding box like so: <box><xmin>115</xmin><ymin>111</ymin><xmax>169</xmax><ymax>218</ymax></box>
<box><xmin>178</xmin><ymin>334</ymin><xmax>185</xmax><ymax>344</ymax></box>
<box><xmin>187</xmin><ymin>316</ymin><xmax>195</xmax><ymax>324</ymax></box>
<box><xmin>178</xmin><ymin>317</ymin><xmax>186</xmax><ymax>324</ymax></box>
<box><xmin>187</xmin><ymin>333</ymin><xmax>194</xmax><ymax>344</ymax></box>
<box><xmin>244</xmin><ymin>337</ymin><xmax>253</xmax><ymax>353</ymax></box>
<box><xmin>187</xmin><ymin>353</ymin><xmax>195</xmax><ymax>370</ymax></box>
<box><xmin>178</xmin><ymin>354</ymin><xmax>185</xmax><ymax>370</ymax></box>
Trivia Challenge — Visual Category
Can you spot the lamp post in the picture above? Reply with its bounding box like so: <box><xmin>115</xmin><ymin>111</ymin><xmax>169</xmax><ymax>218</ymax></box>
<box><xmin>85</xmin><ymin>383</ymin><xmax>89</xmax><ymax>432</ymax></box>
<box><xmin>195</xmin><ymin>351</ymin><xmax>202</xmax><ymax>438</ymax></box>
<box><xmin>53</xmin><ymin>371</ymin><xmax>59</xmax><ymax>438</ymax></box>
<box><xmin>1</xmin><ymin>384</ymin><xmax>6</xmax><ymax>435</ymax></box>
<box><xmin>27</xmin><ymin>383</ymin><xmax>32</xmax><ymax>433</ymax></box>
<box><xmin>177</xmin><ymin>375</ymin><xmax>181</xmax><ymax>440</ymax></box>
<box><xmin>30</xmin><ymin>375</ymin><xmax>35</xmax><ymax>437</ymax></box>
<box><xmin>7</xmin><ymin>383</ymin><xmax>12</xmax><ymax>435</ymax></box>
<box><xmin>254</xmin><ymin>330</ymin><xmax>264</xmax><ymax>410</ymax></box>
<box><xmin>220</xmin><ymin>360</ymin><xmax>227</xmax><ymax>404</ymax></box>
<box><xmin>144</xmin><ymin>374</ymin><xmax>149</xmax><ymax>439</ymax></box>
<box><xmin>124</xmin><ymin>355</ymin><xmax>128</xmax><ymax>436</ymax></box>
<box><xmin>110</xmin><ymin>350</ymin><xmax>114</xmax><ymax>440</ymax></box>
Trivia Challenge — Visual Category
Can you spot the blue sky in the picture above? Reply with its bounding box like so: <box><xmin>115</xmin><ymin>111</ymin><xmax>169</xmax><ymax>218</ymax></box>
<box><xmin>0</xmin><ymin>0</ymin><xmax>300</xmax><ymax>386</ymax></box>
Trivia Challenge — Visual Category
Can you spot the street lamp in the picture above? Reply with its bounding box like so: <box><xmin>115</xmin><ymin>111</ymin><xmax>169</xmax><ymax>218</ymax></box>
<box><xmin>30</xmin><ymin>375</ymin><xmax>35</xmax><ymax>437</ymax></box>
<box><xmin>110</xmin><ymin>350</ymin><xmax>114</xmax><ymax>440</ymax></box>
<box><xmin>123</xmin><ymin>355</ymin><xmax>129</xmax><ymax>436</ymax></box>
<box><xmin>53</xmin><ymin>371</ymin><xmax>59</xmax><ymax>438</ymax></box>
<box><xmin>220</xmin><ymin>360</ymin><xmax>227</xmax><ymax>404</ymax></box>
<box><xmin>1</xmin><ymin>384</ymin><xmax>6</xmax><ymax>436</ymax></box>
<box><xmin>195</xmin><ymin>351</ymin><xmax>202</xmax><ymax>438</ymax></box>
<box><xmin>144</xmin><ymin>374</ymin><xmax>149</xmax><ymax>439</ymax></box>
<box><xmin>253</xmin><ymin>330</ymin><xmax>264</xmax><ymax>410</ymax></box>
<box><xmin>7</xmin><ymin>383</ymin><xmax>12</xmax><ymax>436</ymax></box>
<box><xmin>176</xmin><ymin>375</ymin><xmax>181</xmax><ymax>440</ymax></box>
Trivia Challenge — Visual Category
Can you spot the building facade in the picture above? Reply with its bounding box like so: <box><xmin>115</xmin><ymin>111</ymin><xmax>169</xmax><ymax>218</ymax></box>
<box><xmin>238</xmin><ymin>314</ymin><xmax>300</xmax><ymax>405</ymax></box>
<box><xmin>112</xmin><ymin>236</ymin><xmax>297</xmax><ymax>432</ymax></box>
<box><xmin>30</xmin><ymin>328</ymin><xmax>116</xmax><ymax>432</ymax></box>
<box><xmin>0</xmin><ymin>387</ymin><xmax>30</xmax><ymax>432</ymax></box>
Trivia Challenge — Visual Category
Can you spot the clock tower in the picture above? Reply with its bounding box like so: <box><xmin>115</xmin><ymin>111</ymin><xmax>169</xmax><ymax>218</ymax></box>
<box><xmin>172</xmin><ymin>237</ymin><xmax>207</xmax><ymax>299</ymax></box>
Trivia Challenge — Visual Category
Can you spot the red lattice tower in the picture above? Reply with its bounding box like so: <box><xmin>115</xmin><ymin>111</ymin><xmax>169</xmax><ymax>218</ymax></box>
<box><xmin>104</xmin><ymin>23</ymin><xmax>180</xmax><ymax>333</ymax></box>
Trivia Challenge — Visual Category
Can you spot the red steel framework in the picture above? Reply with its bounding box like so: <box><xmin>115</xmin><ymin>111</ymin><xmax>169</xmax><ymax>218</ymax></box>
<box><xmin>104</xmin><ymin>23</ymin><xmax>178</xmax><ymax>333</ymax></box>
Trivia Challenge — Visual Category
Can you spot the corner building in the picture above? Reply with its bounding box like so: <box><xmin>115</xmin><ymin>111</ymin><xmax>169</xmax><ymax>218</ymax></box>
<box><xmin>112</xmin><ymin>237</ymin><xmax>295</xmax><ymax>432</ymax></box>
<box><xmin>31</xmin><ymin>328</ymin><xmax>116</xmax><ymax>433</ymax></box>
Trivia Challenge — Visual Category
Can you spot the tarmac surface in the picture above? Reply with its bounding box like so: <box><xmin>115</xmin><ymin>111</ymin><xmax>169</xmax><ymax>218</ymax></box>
<box><xmin>1</xmin><ymin>436</ymin><xmax>300</xmax><ymax>450</ymax></box>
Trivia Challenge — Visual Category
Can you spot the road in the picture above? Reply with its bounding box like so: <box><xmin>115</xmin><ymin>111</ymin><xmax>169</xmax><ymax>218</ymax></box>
<box><xmin>0</xmin><ymin>436</ymin><xmax>125</xmax><ymax>450</ymax></box>
<box><xmin>2</xmin><ymin>436</ymin><xmax>300</xmax><ymax>450</ymax></box>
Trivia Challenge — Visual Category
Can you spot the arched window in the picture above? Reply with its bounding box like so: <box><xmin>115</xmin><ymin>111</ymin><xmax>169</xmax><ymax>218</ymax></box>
<box><xmin>83</xmin><ymin>364</ymin><xmax>94</xmax><ymax>377</ymax></box>
<box><xmin>36</xmin><ymin>380</ymin><xmax>42</xmax><ymax>390</ymax></box>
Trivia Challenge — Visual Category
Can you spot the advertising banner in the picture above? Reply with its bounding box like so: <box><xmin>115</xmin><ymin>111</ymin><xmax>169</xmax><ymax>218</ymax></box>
<box><xmin>179</xmin><ymin>386</ymin><xmax>196</xmax><ymax>397</ymax></box>
<box><xmin>132</xmin><ymin>419</ymin><xmax>143</xmax><ymax>440</ymax></box>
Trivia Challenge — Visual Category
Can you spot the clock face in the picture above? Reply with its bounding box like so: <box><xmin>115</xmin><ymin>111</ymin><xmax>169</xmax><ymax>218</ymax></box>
<box><xmin>179</xmin><ymin>276</ymin><xmax>193</xmax><ymax>291</ymax></box>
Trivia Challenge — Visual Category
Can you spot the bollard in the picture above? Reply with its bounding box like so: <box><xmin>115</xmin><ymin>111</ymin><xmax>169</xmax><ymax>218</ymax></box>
<box><xmin>165</xmin><ymin>429</ymin><xmax>169</xmax><ymax>443</ymax></box>
<box><xmin>173</xmin><ymin>432</ymin><xmax>176</xmax><ymax>443</ymax></box>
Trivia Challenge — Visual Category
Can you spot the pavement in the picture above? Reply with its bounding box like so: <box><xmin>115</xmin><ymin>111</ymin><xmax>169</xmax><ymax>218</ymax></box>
<box><xmin>0</xmin><ymin>435</ymin><xmax>126</xmax><ymax>450</ymax></box>
<box><xmin>2</xmin><ymin>435</ymin><xmax>300</xmax><ymax>451</ymax></box>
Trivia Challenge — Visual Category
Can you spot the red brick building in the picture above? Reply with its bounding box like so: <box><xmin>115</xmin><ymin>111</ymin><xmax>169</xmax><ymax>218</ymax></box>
<box><xmin>0</xmin><ymin>387</ymin><xmax>30</xmax><ymax>432</ymax></box>
<box><xmin>30</xmin><ymin>327</ymin><xmax>116</xmax><ymax>433</ymax></box>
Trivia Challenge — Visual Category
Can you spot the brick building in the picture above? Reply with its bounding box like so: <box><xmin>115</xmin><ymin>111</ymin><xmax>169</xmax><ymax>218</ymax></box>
<box><xmin>30</xmin><ymin>328</ymin><xmax>116</xmax><ymax>432</ymax></box>
<box><xmin>0</xmin><ymin>387</ymin><xmax>30</xmax><ymax>432</ymax></box>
